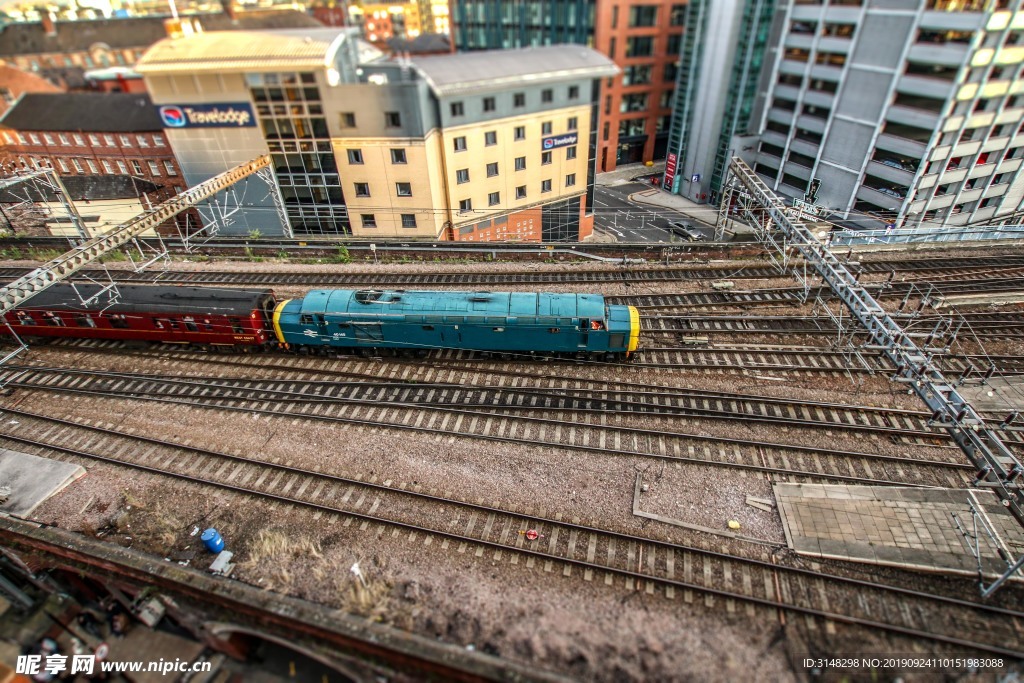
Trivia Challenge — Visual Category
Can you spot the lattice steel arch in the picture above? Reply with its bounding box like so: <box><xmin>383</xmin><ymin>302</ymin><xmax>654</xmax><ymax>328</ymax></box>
<box><xmin>722</xmin><ymin>156</ymin><xmax>1024</xmax><ymax>597</ymax></box>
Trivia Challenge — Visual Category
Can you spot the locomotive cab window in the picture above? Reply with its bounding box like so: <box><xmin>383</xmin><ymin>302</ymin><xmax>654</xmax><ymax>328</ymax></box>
<box><xmin>74</xmin><ymin>314</ymin><xmax>97</xmax><ymax>328</ymax></box>
<box><xmin>109</xmin><ymin>314</ymin><xmax>129</xmax><ymax>329</ymax></box>
<box><xmin>300</xmin><ymin>314</ymin><xmax>314</xmax><ymax>324</ymax></box>
<box><xmin>16</xmin><ymin>311</ymin><xmax>35</xmax><ymax>325</ymax></box>
<box><xmin>43</xmin><ymin>312</ymin><xmax>64</xmax><ymax>327</ymax></box>
<box><xmin>154</xmin><ymin>319</ymin><xmax>166</xmax><ymax>330</ymax></box>
<box><xmin>230</xmin><ymin>318</ymin><xmax>245</xmax><ymax>334</ymax></box>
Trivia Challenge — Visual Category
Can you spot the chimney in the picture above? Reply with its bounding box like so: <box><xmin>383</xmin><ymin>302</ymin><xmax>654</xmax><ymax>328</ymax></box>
<box><xmin>220</xmin><ymin>0</ymin><xmax>236</xmax><ymax>21</ymax></box>
<box><xmin>41</xmin><ymin>12</ymin><xmax>57</xmax><ymax>37</ymax></box>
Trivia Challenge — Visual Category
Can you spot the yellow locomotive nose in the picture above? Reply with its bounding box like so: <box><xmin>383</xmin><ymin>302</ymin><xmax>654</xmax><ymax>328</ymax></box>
<box><xmin>627</xmin><ymin>306</ymin><xmax>640</xmax><ymax>355</ymax></box>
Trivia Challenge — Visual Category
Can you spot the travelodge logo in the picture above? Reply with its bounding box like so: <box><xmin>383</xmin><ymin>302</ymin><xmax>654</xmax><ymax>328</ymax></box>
<box><xmin>157</xmin><ymin>103</ymin><xmax>256</xmax><ymax>129</ymax></box>
<box><xmin>542</xmin><ymin>133</ymin><xmax>578</xmax><ymax>150</ymax></box>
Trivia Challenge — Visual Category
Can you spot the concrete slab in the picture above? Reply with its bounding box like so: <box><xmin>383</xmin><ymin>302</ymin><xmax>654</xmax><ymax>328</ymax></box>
<box><xmin>0</xmin><ymin>448</ymin><xmax>85</xmax><ymax>517</ymax></box>
<box><xmin>775</xmin><ymin>483</ymin><xmax>1024</xmax><ymax>580</ymax></box>
<box><xmin>104</xmin><ymin>624</ymin><xmax>205</xmax><ymax>683</ymax></box>
<box><xmin>959</xmin><ymin>376</ymin><xmax>1024</xmax><ymax>413</ymax></box>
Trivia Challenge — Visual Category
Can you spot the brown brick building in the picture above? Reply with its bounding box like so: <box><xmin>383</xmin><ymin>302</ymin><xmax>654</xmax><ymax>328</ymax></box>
<box><xmin>0</xmin><ymin>65</ymin><xmax>63</xmax><ymax>117</ymax></box>
<box><xmin>0</xmin><ymin>92</ymin><xmax>197</xmax><ymax>234</ymax></box>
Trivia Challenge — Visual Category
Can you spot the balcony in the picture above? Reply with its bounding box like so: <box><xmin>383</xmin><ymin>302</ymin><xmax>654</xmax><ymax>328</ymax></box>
<box><xmin>998</xmin><ymin>158</ymin><xmax>1023</xmax><ymax>174</ymax></box>
<box><xmin>867</xmin><ymin>160</ymin><xmax>915</xmax><ymax>185</ymax></box>
<box><xmin>784</xmin><ymin>34</ymin><xmax>815</xmax><ymax>51</ymax></box>
<box><xmin>886</xmin><ymin>105</ymin><xmax>940</xmax><ymax>131</ymax></box>
<box><xmin>983</xmin><ymin>136</ymin><xmax>1011</xmax><ymax>153</ymax></box>
<box><xmin>906</xmin><ymin>43</ymin><xmax>969</xmax><ymax>67</ymax></box>
<box><xmin>809</xmin><ymin>64</ymin><xmax>844</xmax><ymax>82</ymax></box>
<box><xmin>803</xmin><ymin>90</ymin><xmax>835</xmax><ymax>109</ymax></box>
<box><xmin>817</xmin><ymin>36</ymin><xmax>853</xmax><ymax>54</ymax></box>
<box><xmin>896</xmin><ymin>74</ymin><xmax>956</xmax><ymax>100</ymax></box>
<box><xmin>967</xmin><ymin>162</ymin><xmax>997</xmax><ymax>180</ymax></box>
<box><xmin>939</xmin><ymin>167</ymin><xmax>968</xmax><ymax>184</ymax></box>
<box><xmin>876</xmin><ymin>133</ymin><xmax>928</xmax><ymax>158</ymax></box>
<box><xmin>856</xmin><ymin>185</ymin><xmax>905</xmax><ymax>211</ymax></box>
<box><xmin>796</xmin><ymin>115</ymin><xmax>826</xmax><ymax>133</ymax></box>
<box><xmin>958</xmin><ymin>187</ymin><xmax>983</xmax><ymax>203</ymax></box>
<box><xmin>783</xmin><ymin>161</ymin><xmax>812</xmax><ymax>181</ymax></box>
<box><xmin>761</xmin><ymin>129</ymin><xmax>789</xmax><ymax>147</ymax></box>
<box><xmin>919</xmin><ymin>11</ymin><xmax>986</xmax><ymax>32</ymax></box>
<box><xmin>773</xmin><ymin>84</ymin><xmax>801</xmax><ymax>101</ymax></box>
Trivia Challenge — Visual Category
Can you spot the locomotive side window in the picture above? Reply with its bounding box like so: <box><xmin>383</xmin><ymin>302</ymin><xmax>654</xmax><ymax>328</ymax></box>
<box><xmin>154</xmin><ymin>319</ymin><xmax>166</xmax><ymax>330</ymax></box>
<box><xmin>229</xmin><ymin>318</ymin><xmax>245</xmax><ymax>334</ymax></box>
<box><xmin>74</xmin><ymin>314</ymin><xmax>97</xmax><ymax>328</ymax></box>
<box><xmin>422</xmin><ymin>325</ymin><xmax>435</xmax><ymax>331</ymax></box>
<box><xmin>109</xmin><ymin>314</ymin><xmax>129</xmax><ymax>329</ymax></box>
<box><xmin>43</xmin><ymin>312</ymin><xmax>64</xmax><ymax>327</ymax></box>
<box><xmin>184</xmin><ymin>317</ymin><xmax>198</xmax><ymax>332</ymax></box>
<box><xmin>169</xmin><ymin>319</ymin><xmax>181</xmax><ymax>330</ymax></box>
<box><xmin>203</xmin><ymin>319</ymin><xmax>213</xmax><ymax>331</ymax></box>
<box><xmin>300</xmin><ymin>314</ymin><xmax>313</xmax><ymax>324</ymax></box>
<box><xmin>16</xmin><ymin>311</ymin><xmax>36</xmax><ymax>325</ymax></box>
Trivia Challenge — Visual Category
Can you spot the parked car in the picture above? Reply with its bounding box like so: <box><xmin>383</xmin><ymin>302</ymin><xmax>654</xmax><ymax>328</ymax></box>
<box><xmin>668</xmin><ymin>221</ymin><xmax>705</xmax><ymax>241</ymax></box>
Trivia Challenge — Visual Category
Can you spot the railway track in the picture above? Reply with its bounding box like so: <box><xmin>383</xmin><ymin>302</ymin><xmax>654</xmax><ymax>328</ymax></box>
<box><xmin>0</xmin><ymin>364</ymin><xmax>975</xmax><ymax>487</ymax></box>
<box><xmin>0</xmin><ymin>408</ymin><xmax>1020</xmax><ymax>659</ymax></box>
<box><xmin>3</xmin><ymin>254</ymin><xmax>1024</xmax><ymax>288</ymax></box>
<box><xmin>645</xmin><ymin>312</ymin><xmax>1024</xmax><ymax>340</ymax></box>
<box><xmin>609</xmin><ymin>275</ymin><xmax>1024</xmax><ymax>311</ymax></box>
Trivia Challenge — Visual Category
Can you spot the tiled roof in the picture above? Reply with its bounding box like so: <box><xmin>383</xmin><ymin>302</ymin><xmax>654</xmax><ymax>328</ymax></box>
<box><xmin>136</xmin><ymin>27</ymin><xmax>352</xmax><ymax>73</ymax></box>
<box><xmin>0</xmin><ymin>10</ymin><xmax>322</xmax><ymax>56</ymax></box>
<box><xmin>0</xmin><ymin>92</ymin><xmax>162</xmax><ymax>132</ymax></box>
<box><xmin>411</xmin><ymin>45</ymin><xmax>619</xmax><ymax>97</ymax></box>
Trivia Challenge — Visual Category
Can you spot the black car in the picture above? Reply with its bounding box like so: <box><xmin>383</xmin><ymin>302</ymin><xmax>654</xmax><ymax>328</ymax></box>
<box><xmin>668</xmin><ymin>221</ymin><xmax>705</xmax><ymax>241</ymax></box>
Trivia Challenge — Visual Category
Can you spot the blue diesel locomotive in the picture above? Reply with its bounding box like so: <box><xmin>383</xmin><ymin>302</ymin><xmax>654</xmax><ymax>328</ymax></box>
<box><xmin>272</xmin><ymin>289</ymin><xmax>640</xmax><ymax>359</ymax></box>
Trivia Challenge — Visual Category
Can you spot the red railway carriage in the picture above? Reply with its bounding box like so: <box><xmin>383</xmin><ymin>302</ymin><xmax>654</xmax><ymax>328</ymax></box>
<box><xmin>1</xmin><ymin>284</ymin><xmax>276</xmax><ymax>348</ymax></box>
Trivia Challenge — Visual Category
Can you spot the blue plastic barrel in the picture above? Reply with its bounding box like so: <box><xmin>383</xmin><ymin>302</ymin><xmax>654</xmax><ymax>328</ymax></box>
<box><xmin>200</xmin><ymin>528</ymin><xmax>225</xmax><ymax>553</ymax></box>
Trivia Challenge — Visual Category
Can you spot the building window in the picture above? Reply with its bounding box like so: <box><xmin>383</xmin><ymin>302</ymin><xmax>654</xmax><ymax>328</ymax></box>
<box><xmin>542</xmin><ymin>121</ymin><xmax>552</xmax><ymax>135</ymax></box>
<box><xmin>566</xmin><ymin>147</ymin><xmax>578</xmax><ymax>160</ymax></box>
<box><xmin>347</xmin><ymin>149</ymin><xmax>363</xmax><ymax>164</ymax></box>
<box><xmin>119</xmin><ymin>134</ymin><xmax>131</xmax><ymax>146</ymax></box>
<box><xmin>541</xmin><ymin>179</ymin><xmax>552</xmax><ymax>193</ymax></box>
<box><xmin>670</xmin><ymin>4</ymin><xmax>685</xmax><ymax>25</ymax></box>
<box><xmin>629</xmin><ymin>5</ymin><xmax>658</xmax><ymax>27</ymax></box>
<box><xmin>454</xmin><ymin>136</ymin><xmax>467</xmax><ymax>152</ymax></box>
<box><xmin>361</xmin><ymin>214</ymin><xmax>376</xmax><ymax>228</ymax></box>
<box><xmin>57</xmin><ymin>158</ymin><xmax>70</xmax><ymax>173</ymax></box>
<box><xmin>130</xmin><ymin>160</ymin><xmax>142</xmax><ymax>174</ymax></box>
<box><xmin>542</xmin><ymin>151</ymin><xmax>552</xmax><ymax>165</ymax></box>
<box><xmin>626</xmin><ymin>36</ymin><xmax>654</xmax><ymax>57</ymax></box>
<box><xmin>43</xmin><ymin>133</ymin><xmax>55</xmax><ymax>144</ymax></box>
<box><xmin>88</xmin><ymin>134</ymin><xmax>100</xmax><ymax>145</ymax></box>
<box><xmin>514</xmin><ymin>92</ymin><xmax>525</xmax><ymax>107</ymax></box>
<box><xmin>148</xmin><ymin>160</ymin><xmax>160</xmax><ymax>175</ymax></box>
<box><xmin>485</xmin><ymin>131</ymin><xmax>497</xmax><ymax>146</ymax></box>
<box><xmin>396</xmin><ymin>182</ymin><xmax>412</xmax><ymax>196</ymax></box>
<box><xmin>459</xmin><ymin>198</ymin><xmax>472</xmax><ymax>212</ymax></box>
<box><xmin>28</xmin><ymin>133</ymin><xmax>40</xmax><ymax>144</ymax></box>
<box><xmin>355</xmin><ymin>182</ymin><xmax>370</xmax><ymax>197</ymax></box>
<box><xmin>59</xmin><ymin>134</ymin><xmax>70</xmax><ymax>145</ymax></box>
<box><xmin>515</xmin><ymin>156</ymin><xmax>526</xmax><ymax>171</ymax></box>
<box><xmin>136</xmin><ymin>134</ymin><xmax>148</xmax><ymax>147</ymax></box>
<box><xmin>164</xmin><ymin>160</ymin><xmax>177</xmax><ymax>176</ymax></box>
<box><xmin>73</xmin><ymin>158</ymin><xmax>85</xmax><ymax>173</ymax></box>
<box><xmin>451</xmin><ymin>101</ymin><xmax>464</xmax><ymax>117</ymax></box>
<box><xmin>488</xmin><ymin>191</ymin><xmax>500</xmax><ymax>206</ymax></box>
<box><xmin>456</xmin><ymin>169</ymin><xmax>470</xmax><ymax>184</ymax></box>
<box><xmin>153</xmin><ymin>134</ymin><xmax>165</xmax><ymax>146</ymax></box>
<box><xmin>385</xmin><ymin>111</ymin><xmax>401</xmax><ymax>127</ymax></box>
<box><xmin>542</xmin><ymin>89</ymin><xmax>553</xmax><ymax>103</ymax></box>
<box><xmin>568</xmin><ymin>85</ymin><xmax>579</xmax><ymax>99</ymax></box>
<box><xmin>483</xmin><ymin>96</ymin><xmax>495</xmax><ymax>112</ymax></box>
<box><xmin>341</xmin><ymin>112</ymin><xmax>356</xmax><ymax>127</ymax></box>
<box><xmin>514</xmin><ymin>126</ymin><xmax>525</xmax><ymax>141</ymax></box>
<box><xmin>101</xmin><ymin>159</ymin><xmax>113</xmax><ymax>173</ymax></box>
<box><xmin>391</xmin><ymin>148</ymin><xmax>407</xmax><ymax>164</ymax></box>
<box><xmin>567</xmin><ymin>117</ymin><xmax>578</xmax><ymax>131</ymax></box>
<box><xmin>401</xmin><ymin>213</ymin><xmax>417</xmax><ymax>228</ymax></box>
<box><xmin>566</xmin><ymin>173</ymin><xmax>576</xmax><ymax>187</ymax></box>
<box><xmin>516</xmin><ymin>185</ymin><xmax>527</xmax><ymax>199</ymax></box>
<box><xmin>486</xmin><ymin>162</ymin><xmax>499</xmax><ymax>177</ymax></box>
<box><xmin>15</xmin><ymin>133</ymin><xmax>25</xmax><ymax>144</ymax></box>
<box><xmin>104</xmin><ymin>135</ymin><xmax>115</xmax><ymax>146</ymax></box>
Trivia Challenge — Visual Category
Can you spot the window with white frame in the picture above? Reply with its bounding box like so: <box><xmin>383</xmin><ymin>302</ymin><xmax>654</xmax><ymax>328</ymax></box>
<box><xmin>43</xmin><ymin>133</ymin><xmax>54</xmax><ymax>145</ymax></box>
<box><xmin>57</xmin><ymin>158</ymin><xmax>70</xmax><ymax>173</ymax></box>
<box><xmin>88</xmin><ymin>134</ymin><xmax>100</xmax><ymax>145</ymax></box>
<box><xmin>73</xmin><ymin>134</ymin><xmax>84</xmax><ymax>145</ymax></box>
<box><xmin>117</xmin><ymin>160</ymin><xmax>127</xmax><ymax>173</ymax></box>
<box><xmin>148</xmin><ymin>161</ymin><xmax>160</xmax><ymax>175</ymax></box>
<box><xmin>104</xmin><ymin>135</ymin><xmax>115</xmax><ymax>146</ymax></box>
<box><xmin>137</xmin><ymin>134</ymin><xmax>149</xmax><ymax>147</ymax></box>
<box><xmin>102</xmin><ymin>159</ymin><xmax>113</xmax><ymax>173</ymax></box>
<box><xmin>153</xmin><ymin>134</ymin><xmax>165</xmax><ymax>146</ymax></box>
<box><xmin>72</xmin><ymin>158</ymin><xmax>84</xmax><ymax>173</ymax></box>
<box><xmin>28</xmin><ymin>133</ymin><xmax>39</xmax><ymax>144</ymax></box>
<box><xmin>120</xmin><ymin>135</ymin><xmax>131</xmax><ymax>146</ymax></box>
<box><xmin>131</xmin><ymin>160</ymin><xmax>143</xmax><ymax>174</ymax></box>
<box><xmin>164</xmin><ymin>160</ymin><xmax>177</xmax><ymax>175</ymax></box>
<box><xmin>86</xmin><ymin>159</ymin><xmax>98</xmax><ymax>173</ymax></box>
<box><xmin>58</xmin><ymin>134</ymin><xmax>70</xmax><ymax>145</ymax></box>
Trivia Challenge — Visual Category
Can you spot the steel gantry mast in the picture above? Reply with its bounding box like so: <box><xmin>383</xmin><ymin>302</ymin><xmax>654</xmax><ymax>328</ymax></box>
<box><xmin>0</xmin><ymin>156</ymin><xmax>270</xmax><ymax>317</ymax></box>
<box><xmin>719</xmin><ymin>156</ymin><xmax>1024</xmax><ymax>597</ymax></box>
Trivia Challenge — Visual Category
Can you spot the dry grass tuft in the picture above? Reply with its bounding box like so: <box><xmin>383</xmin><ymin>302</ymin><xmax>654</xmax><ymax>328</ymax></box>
<box><xmin>338</xmin><ymin>574</ymin><xmax>392</xmax><ymax>621</ymax></box>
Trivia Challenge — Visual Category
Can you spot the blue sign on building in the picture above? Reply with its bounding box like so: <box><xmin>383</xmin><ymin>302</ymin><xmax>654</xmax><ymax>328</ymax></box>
<box><xmin>541</xmin><ymin>133</ymin><xmax>579</xmax><ymax>150</ymax></box>
<box><xmin>158</xmin><ymin>103</ymin><xmax>257</xmax><ymax>128</ymax></box>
